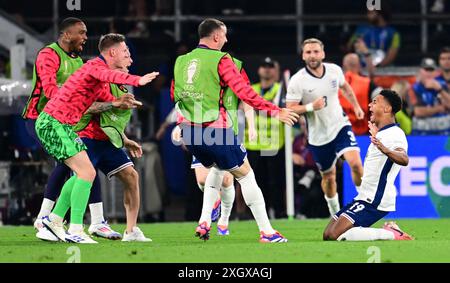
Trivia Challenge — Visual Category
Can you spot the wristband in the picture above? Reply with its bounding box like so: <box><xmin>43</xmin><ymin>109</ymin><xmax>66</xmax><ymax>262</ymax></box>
<box><xmin>305</xmin><ymin>103</ymin><xmax>314</xmax><ymax>112</ymax></box>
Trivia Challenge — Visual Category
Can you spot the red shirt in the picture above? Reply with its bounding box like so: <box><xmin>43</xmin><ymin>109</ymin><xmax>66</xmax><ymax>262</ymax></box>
<box><xmin>24</xmin><ymin>47</ymin><xmax>63</xmax><ymax>119</ymax></box>
<box><xmin>77</xmin><ymin>115</ymin><xmax>109</xmax><ymax>141</ymax></box>
<box><xmin>171</xmin><ymin>53</ymin><xmax>280</xmax><ymax>128</ymax></box>
<box><xmin>77</xmin><ymin>84</ymin><xmax>127</xmax><ymax>141</ymax></box>
<box><xmin>44</xmin><ymin>57</ymin><xmax>140</xmax><ymax>125</ymax></box>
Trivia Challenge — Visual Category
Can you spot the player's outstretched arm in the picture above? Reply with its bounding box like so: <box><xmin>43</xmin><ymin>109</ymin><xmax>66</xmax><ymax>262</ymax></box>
<box><xmin>91</xmin><ymin>62</ymin><xmax>158</xmax><ymax>87</ymax></box>
<box><xmin>286</xmin><ymin>96</ymin><xmax>326</xmax><ymax>115</ymax></box>
<box><xmin>85</xmin><ymin>94</ymin><xmax>142</xmax><ymax>114</ymax></box>
<box><xmin>139</xmin><ymin>72</ymin><xmax>159</xmax><ymax>86</ymax></box>
<box><xmin>112</xmin><ymin>93</ymin><xmax>142</xmax><ymax>109</ymax></box>
<box><xmin>219</xmin><ymin>56</ymin><xmax>279</xmax><ymax>115</ymax></box>
<box><xmin>275</xmin><ymin>108</ymin><xmax>300</xmax><ymax>126</ymax></box>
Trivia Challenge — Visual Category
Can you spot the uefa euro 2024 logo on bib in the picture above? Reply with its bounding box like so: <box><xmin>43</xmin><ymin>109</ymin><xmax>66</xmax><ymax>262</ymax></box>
<box><xmin>186</xmin><ymin>59</ymin><xmax>199</xmax><ymax>85</ymax></box>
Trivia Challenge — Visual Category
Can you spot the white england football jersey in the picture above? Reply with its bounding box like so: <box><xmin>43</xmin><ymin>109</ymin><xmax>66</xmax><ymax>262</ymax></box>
<box><xmin>354</xmin><ymin>124</ymin><xmax>408</xmax><ymax>211</ymax></box>
<box><xmin>286</xmin><ymin>63</ymin><xmax>351</xmax><ymax>146</ymax></box>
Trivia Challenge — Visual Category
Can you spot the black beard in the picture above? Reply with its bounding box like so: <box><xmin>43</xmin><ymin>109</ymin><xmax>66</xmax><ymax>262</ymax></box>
<box><xmin>68</xmin><ymin>39</ymin><xmax>82</xmax><ymax>55</ymax></box>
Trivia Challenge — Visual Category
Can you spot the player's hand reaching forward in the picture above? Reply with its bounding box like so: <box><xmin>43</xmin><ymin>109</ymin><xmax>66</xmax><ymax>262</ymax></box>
<box><xmin>139</xmin><ymin>72</ymin><xmax>159</xmax><ymax>86</ymax></box>
<box><xmin>113</xmin><ymin>93</ymin><xmax>142</xmax><ymax>109</ymax></box>
<box><xmin>277</xmin><ymin>108</ymin><xmax>299</xmax><ymax>126</ymax></box>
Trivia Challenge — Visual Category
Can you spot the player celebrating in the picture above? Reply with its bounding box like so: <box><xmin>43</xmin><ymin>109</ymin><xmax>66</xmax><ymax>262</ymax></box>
<box><xmin>36</xmin><ymin>33</ymin><xmax>158</xmax><ymax>243</ymax></box>
<box><xmin>76</xmin><ymin>57</ymin><xmax>151</xmax><ymax>242</ymax></box>
<box><xmin>169</xmin><ymin>57</ymin><xmax>256</xmax><ymax>236</ymax></box>
<box><xmin>172</xmin><ymin>18</ymin><xmax>298</xmax><ymax>243</ymax></box>
<box><xmin>286</xmin><ymin>38</ymin><xmax>364</xmax><ymax>216</ymax></box>
<box><xmin>323</xmin><ymin>90</ymin><xmax>413</xmax><ymax>241</ymax></box>
<box><xmin>23</xmin><ymin>18</ymin><xmax>122</xmax><ymax>240</ymax></box>
<box><xmin>37</xmin><ymin>54</ymin><xmax>151</xmax><ymax>242</ymax></box>
<box><xmin>158</xmin><ymin>111</ymin><xmax>229</xmax><ymax>231</ymax></box>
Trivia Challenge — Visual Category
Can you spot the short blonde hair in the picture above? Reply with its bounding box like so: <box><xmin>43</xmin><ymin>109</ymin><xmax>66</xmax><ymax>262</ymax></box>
<box><xmin>302</xmin><ymin>38</ymin><xmax>324</xmax><ymax>50</ymax></box>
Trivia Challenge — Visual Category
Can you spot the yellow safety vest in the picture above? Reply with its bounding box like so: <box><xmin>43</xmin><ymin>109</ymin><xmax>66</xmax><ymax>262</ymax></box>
<box><xmin>244</xmin><ymin>82</ymin><xmax>285</xmax><ymax>151</ymax></box>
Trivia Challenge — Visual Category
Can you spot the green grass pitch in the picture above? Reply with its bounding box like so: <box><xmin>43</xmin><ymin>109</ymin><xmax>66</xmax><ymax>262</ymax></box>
<box><xmin>1</xmin><ymin>219</ymin><xmax>449</xmax><ymax>263</ymax></box>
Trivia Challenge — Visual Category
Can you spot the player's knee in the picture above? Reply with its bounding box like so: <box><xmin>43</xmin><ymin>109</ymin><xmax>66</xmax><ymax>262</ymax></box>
<box><xmin>122</xmin><ymin>167</ymin><xmax>139</xmax><ymax>186</ymax></box>
<box><xmin>323</xmin><ymin>229</ymin><xmax>340</xmax><ymax>241</ymax></box>
<box><xmin>350</xmin><ymin>162</ymin><xmax>363</xmax><ymax>174</ymax></box>
<box><xmin>322</xmin><ymin>230</ymin><xmax>330</xmax><ymax>241</ymax></box>
<box><xmin>222</xmin><ymin>174</ymin><xmax>233</xmax><ymax>188</ymax></box>
<box><xmin>322</xmin><ymin>172</ymin><xmax>335</xmax><ymax>183</ymax></box>
<box><xmin>78</xmin><ymin>166</ymin><xmax>96</xmax><ymax>182</ymax></box>
<box><xmin>196</xmin><ymin>174</ymin><xmax>206</xmax><ymax>187</ymax></box>
<box><xmin>328</xmin><ymin>231</ymin><xmax>340</xmax><ymax>241</ymax></box>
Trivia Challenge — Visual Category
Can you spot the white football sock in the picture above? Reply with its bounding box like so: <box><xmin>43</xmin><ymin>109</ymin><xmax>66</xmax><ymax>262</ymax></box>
<box><xmin>197</xmin><ymin>183</ymin><xmax>205</xmax><ymax>192</ymax></box>
<box><xmin>37</xmin><ymin>198</ymin><xmax>55</xmax><ymax>219</ymax></box>
<box><xmin>49</xmin><ymin>212</ymin><xmax>63</xmax><ymax>224</ymax></box>
<box><xmin>324</xmin><ymin>193</ymin><xmax>340</xmax><ymax>216</ymax></box>
<box><xmin>237</xmin><ymin>170</ymin><xmax>275</xmax><ymax>235</ymax></box>
<box><xmin>199</xmin><ymin>167</ymin><xmax>224</xmax><ymax>226</ymax></box>
<box><xmin>89</xmin><ymin>202</ymin><xmax>105</xmax><ymax>225</ymax></box>
<box><xmin>68</xmin><ymin>224</ymin><xmax>83</xmax><ymax>234</ymax></box>
<box><xmin>337</xmin><ymin>227</ymin><xmax>395</xmax><ymax>241</ymax></box>
<box><xmin>218</xmin><ymin>184</ymin><xmax>235</xmax><ymax>227</ymax></box>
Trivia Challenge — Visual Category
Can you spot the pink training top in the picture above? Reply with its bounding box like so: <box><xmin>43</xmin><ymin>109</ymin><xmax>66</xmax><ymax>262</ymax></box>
<box><xmin>44</xmin><ymin>56</ymin><xmax>140</xmax><ymax>125</ymax></box>
<box><xmin>24</xmin><ymin>46</ymin><xmax>69</xmax><ymax>119</ymax></box>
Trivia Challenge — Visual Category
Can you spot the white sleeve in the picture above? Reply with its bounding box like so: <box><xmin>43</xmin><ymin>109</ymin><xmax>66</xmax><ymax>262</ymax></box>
<box><xmin>392</xmin><ymin>131</ymin><xmax>408</xmax><ymax>152</ymax></box>
<box><xmin>286</xmin><ymin>76</ymin><xmax>303</xmax><ymax>103</ymax></box>
<box><xmin>385</xmin><ymin>129</ymin><xmax>408</xmax><ymax>152</ymax></box>
<box><xmin>336</xmin><ymin>65</ymin><xmax>346</xmax><ymax>87</ymax></box>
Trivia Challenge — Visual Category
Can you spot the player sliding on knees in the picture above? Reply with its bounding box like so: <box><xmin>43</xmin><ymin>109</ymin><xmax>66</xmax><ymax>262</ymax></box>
<box><xmin>323</xmin><ymin>90</ymin><xmax>413</xmax><ymax>241</ymax></box>
<box><xmin>35</xmin><ymin>33</ymin><xmax>158</xmax><ymax>244</ymax></box>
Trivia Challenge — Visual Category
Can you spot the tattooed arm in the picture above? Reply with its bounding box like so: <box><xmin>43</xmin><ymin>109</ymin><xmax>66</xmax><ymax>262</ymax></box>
<box><xmin>85</xmin><ymin>102</ymin><xmax>114</xmax><ymax>114</ymax></box>
<box><xmin>85</xmin><ymin>93</ymin><xmax>142</xmax><ymax>114</ymax></box>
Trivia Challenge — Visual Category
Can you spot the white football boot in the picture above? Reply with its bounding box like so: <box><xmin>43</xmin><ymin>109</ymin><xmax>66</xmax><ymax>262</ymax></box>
<box><xmin>122</xmin><ymin>227</ymin><xmax>152</xmax><ymax>242</ymax></box>
<box><xmin>65</xmin><ymin>230</ymin><xmax>98</xmax><ymax>244</ymax></box>
<box><xmin>88</xmin><ymin>221</ymin><xmax>122</xmax><ymax>240</ymax></box>
<box><xmin>42</xmin><ymin>216</ymin><xmax>67</xmax><ymax>242</ymax></box>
